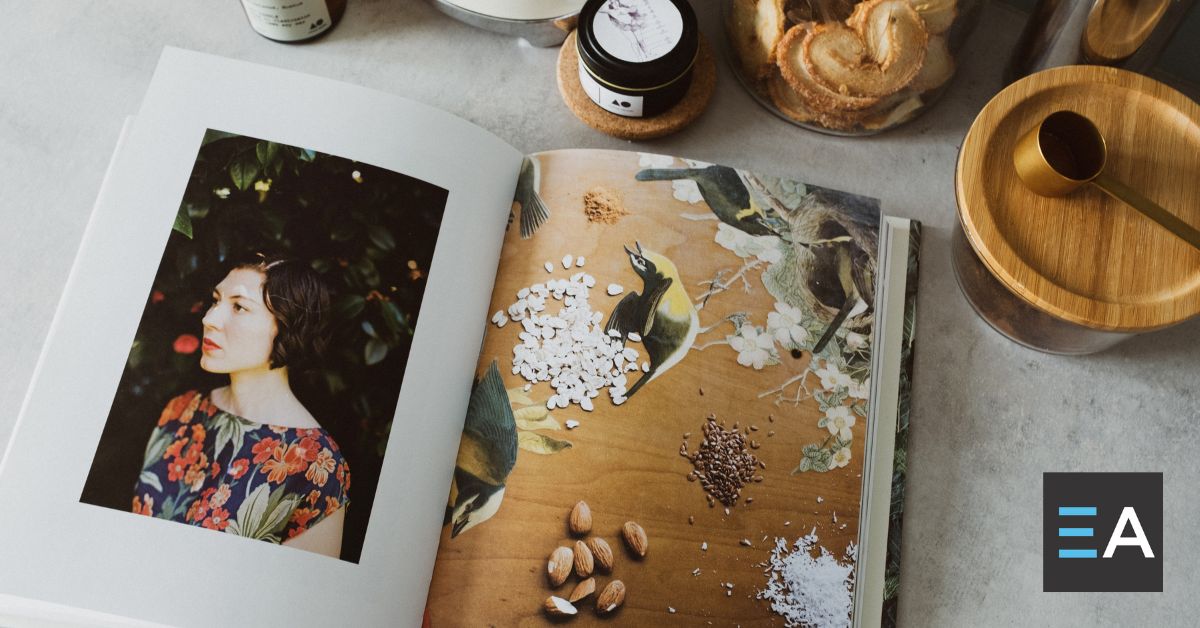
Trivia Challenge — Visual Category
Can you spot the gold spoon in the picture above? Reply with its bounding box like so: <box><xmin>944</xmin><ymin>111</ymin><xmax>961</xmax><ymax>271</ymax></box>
<box><xmin>1013</xmin><ymin>110</ymin><xmax>1200</xmax><ymax>252</ymax></box>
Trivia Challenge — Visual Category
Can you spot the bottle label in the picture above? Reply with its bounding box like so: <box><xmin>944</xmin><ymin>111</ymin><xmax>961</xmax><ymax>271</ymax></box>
<box><xmin>578</xmin><ymin>58</ymin><xmax>645</xmax><ymax>118</ymax></box>
<box><xmin>241</xmin><ymin>0</ymin><xmax>333</xmax><ymax>41</ymax></box>
<box><xmin>591</xmin><ymin>0</ymin><xmax>683</xmax><ymax>63</ymax></box>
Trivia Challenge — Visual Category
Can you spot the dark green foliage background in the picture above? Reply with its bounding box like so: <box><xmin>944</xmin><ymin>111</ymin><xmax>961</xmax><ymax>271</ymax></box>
<box><xmin>80</xmin><ymin>130</ymin><xmax>448</xmax><ymax>563</ymax></box>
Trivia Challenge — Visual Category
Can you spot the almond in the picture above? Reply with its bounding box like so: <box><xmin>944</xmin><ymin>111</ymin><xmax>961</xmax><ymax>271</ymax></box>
<box><xmin>547</xmin><ymin>546</ymin><xmax>573</xmax><ymax>586</ymax></box>
<box><xmin>587</xmin><ymin>537</ymin><xmax>615</xmax><ymax>572</ymax></box>
<box><xmin>595</xmin><ymin>579</ymin><xmax>626</xmax><ymax>615</ymax></box>
<box><xmin>621</xmin><ymin>521</ymin><xmax>648</xmax><ymax>558</ymax></box>
<box><xmin>569</xmin><ymin>500</ymin><xmax>593</xmax><ymax>536</ymax></box>
<box><xmin>568</xmin><ymin>577</ymin><xmax>596</xmax><ymax>603</ymax></box>
<box><xmin>543</xmin><ymin>596</ymin><xmax>577</xmax><ymax>617</ymax></box>
<box><xmin>573</xmin><ymin>539</ymin><xmax>594</xmax><ymax>577</ymax></box>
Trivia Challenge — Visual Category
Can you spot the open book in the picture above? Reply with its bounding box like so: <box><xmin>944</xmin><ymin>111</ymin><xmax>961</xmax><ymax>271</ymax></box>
<box><xmin>0</xmin><ymin>49</ymin><xmax>920</xmax><ymax>628</ymax></box>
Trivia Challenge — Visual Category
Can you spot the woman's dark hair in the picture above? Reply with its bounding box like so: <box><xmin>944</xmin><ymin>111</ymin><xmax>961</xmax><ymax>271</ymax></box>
<box><xmin>234</xmin><ymin>254</ymin><xmax>331</xmax><ymax>371</ymax></box>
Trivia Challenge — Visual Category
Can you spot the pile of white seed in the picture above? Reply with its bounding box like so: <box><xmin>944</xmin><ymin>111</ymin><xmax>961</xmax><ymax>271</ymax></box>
<box><xmin>491</xmin><ymin>260</ymin><xmax>643</xmax><ymax>411</ymax></box>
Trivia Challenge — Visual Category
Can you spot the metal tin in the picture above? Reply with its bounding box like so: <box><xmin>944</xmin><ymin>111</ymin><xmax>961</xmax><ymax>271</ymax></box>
<box><xmin>576</xmin><ymin>0</ymin><xmax>699</xmax><ymax>118</ymax></box>
<box><xmin>430</xmin><ymin>0</ymin><xmax>582</xmax><ymax>47</ymax></box>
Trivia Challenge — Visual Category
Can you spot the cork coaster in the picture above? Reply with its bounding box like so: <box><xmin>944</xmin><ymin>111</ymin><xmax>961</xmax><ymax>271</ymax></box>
<box><xmin>557</xmin><ymin>30</ymin><xmax>716</xmax><ymax>141</ymax></box>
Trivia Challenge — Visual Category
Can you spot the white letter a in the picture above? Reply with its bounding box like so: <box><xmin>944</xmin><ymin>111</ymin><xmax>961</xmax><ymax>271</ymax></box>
<box><xmin>1103</xmin><ymin>507</ymin><xmax>1155</xmax><ymax>558</ymax></box>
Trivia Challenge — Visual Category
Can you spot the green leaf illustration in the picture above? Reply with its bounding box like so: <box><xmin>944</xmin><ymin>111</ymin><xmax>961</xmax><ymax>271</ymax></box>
<box><xmin>229</xmin><ymin>483</ymin><xmax>300</xmax><ymax>542</ymax></box>
<box><xmin>517</xmin><ymin>431</ymin><xmax>572</xmax><ymax>455</ymax></box>
<box><xmin>142</xmin><ymin>427</ymin><xmax>172</xmax><ymax>470</ymax></box>
<box><xmin>506</xmin><ymin>388</ymin><xmax>534</xmax><ymax>406</ymax></box>
<box><xmin>211</xmin><ymin>412</ymin><xmax>251</xmax><ymax>461</ymax></box>
<box><xmin>515</xmin><ymin>411</ymin><xmax>562</xmax><ymax>432</ymax></box>
<box><xmin>138</xmin><ymin>470</ymin><xmax>163</xmax><ymax>493</ymax></box>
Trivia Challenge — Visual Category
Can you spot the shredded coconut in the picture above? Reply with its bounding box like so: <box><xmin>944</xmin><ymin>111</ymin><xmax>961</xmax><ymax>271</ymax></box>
<box><xmin>499</xmin><ymin>271</ymin><xmax>642</xmax><ymax>411</ymax></box>
<box><xmin>757</xmin><ymin>527</ymin><xmax>856</xmax><ymax>628</ymax></box>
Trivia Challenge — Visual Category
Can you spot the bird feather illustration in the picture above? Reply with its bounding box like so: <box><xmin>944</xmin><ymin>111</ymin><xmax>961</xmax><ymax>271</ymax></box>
<box><xmin>513</xmin><ymin>155</ymin><xmax>548</xmax><ymax>239</ymax></box>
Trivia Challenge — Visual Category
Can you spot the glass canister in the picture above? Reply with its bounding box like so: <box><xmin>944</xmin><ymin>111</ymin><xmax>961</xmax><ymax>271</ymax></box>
<box><xmin>724</xmin><ymin>0</ymin><xmax>981</xmax><ymax>135</ymax></box>
<box><xmin>954</xmin><ymin>65</ymin><xmax>1200</xmax><ymax>354</ymax></box>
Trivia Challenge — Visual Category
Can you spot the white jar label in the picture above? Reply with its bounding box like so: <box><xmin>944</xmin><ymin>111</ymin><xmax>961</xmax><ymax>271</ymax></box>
<box><xmin>241</xmin><ymin>0</ymin><xmax>333</xmax><ymax>41</ymax></box>
<box><xmin>591</xmin><ymin>0</ymin><xmax>683</xmax><ymax>63</ymax></box>
<box><xmin>578</xmin><ymin>58</ymin><xmax>645</xmax><ymax>117</ymax></box>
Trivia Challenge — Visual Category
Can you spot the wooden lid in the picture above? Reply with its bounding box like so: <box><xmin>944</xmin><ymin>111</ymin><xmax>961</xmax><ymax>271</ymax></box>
<box><xmin>557</xmin><ymin>30</ymin><xmax>715</xmax><ymax>141</ymax></box>
<box><xmin>956</xmin><ymin>65</ymin><xmax>1200</xmax><ymax>332</ymax></box>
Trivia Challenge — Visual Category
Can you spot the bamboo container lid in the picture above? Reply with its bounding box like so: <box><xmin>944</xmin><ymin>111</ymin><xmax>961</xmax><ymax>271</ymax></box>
<box><xmin>956</xmin><ymin>65</ymin><xmax>1200</xmax><ymax>332</ymax></box>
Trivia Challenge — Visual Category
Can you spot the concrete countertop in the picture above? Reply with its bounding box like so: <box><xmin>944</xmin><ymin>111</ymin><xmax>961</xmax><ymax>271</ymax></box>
<box><xmin>1</xmin><ymin>1</ymin><xmax>1196</xmax><ymax>625</ymax></box>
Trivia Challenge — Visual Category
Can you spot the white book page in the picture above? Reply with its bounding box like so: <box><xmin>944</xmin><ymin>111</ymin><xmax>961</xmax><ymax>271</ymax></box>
<box><xmin>0</xmin><ymin>48</ymin><xmax>521</xmax><ymax>628</ymax></box>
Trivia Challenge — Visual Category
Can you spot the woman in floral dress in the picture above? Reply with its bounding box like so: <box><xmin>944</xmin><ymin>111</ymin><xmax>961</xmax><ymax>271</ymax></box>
<box><xmin>132</xmin><ymin>256</ymin><xmax>349</xmax><ymax>558</ymax></box>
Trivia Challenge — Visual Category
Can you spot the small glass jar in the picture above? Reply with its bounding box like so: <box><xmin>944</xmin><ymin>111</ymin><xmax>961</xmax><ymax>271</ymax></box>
<box><xmin>576</xmin><ymin>0</ymin><xmax>700</xmax><ymax>118</ymax></box>
<box><xmin>723</xmin><ymin>0</ymin><xmax>980</xmax><ymax>135</ymax></box>
<box><xmin>240</xmin><ymin>0</ymin><xmax>347</xmax><ymax>43</ymax></box>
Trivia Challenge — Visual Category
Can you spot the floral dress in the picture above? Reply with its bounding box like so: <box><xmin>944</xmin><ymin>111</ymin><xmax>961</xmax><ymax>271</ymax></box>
<box><xmin>132</xmin><ymin>390</ymin><xmax>350</xmax><ymax>544</ymax></box>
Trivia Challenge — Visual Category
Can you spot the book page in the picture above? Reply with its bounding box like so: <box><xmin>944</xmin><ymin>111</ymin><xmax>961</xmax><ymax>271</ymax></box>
<box><xmin>427</xmin><ymin>149</ymin><xmax>883</xmax><ymax>626</ymax></box>
<box><xmin>0</xmin><ymin>48</ymin><xmax>521</xmax><ymax>627</ymax></box>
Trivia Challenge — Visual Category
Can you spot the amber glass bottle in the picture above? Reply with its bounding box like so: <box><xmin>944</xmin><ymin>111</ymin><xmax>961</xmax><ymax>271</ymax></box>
<box><xmin>240</xmin><ymin>0</ymin><xmax>347</xmax><ymax>43</ymax></box>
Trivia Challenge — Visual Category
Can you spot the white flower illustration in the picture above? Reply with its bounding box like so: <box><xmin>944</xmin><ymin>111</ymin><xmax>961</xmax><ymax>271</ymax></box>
<box><xmin>637</xmin><ymin>152</ymin><xmax>675</xmax><ymax>168</ymax></box>
<box><xmin>825</xmin><ymin>406</ymin><xmax>855</xmax><ymax>441</ymax></box>
<box><xmin>845</xmin><ymin>331</ymin><xmax>868</xmax><ymax>351</ymax></box>
<box><xmin>714</xmin><ymin>223</ymin><xmax>783</xmax><ymax>263</ymax></box>
<box><xmin>847</xmin><ymin>378</ymin><xmax>870</xmax><ymax>400</ymax></box>
<box><xmin>672</xmin><ymin>179</ymin><xmax>703</xmax><ymax>204</ymax></box>
<box><xmin>815</xmin><ymin>359</ymin><xmax>852</xmax><ymax>392</ymax></box>
<box><xmin>767</xmin><ymin>302</ymin><xmax>809</xmax><ymax>349</ymax></box>
<box><xmin>729</xmin><ymin>326</ymin><xmax>776</xmax><ymax>370</ymax></box>
<box><xmin>831</xmin><ymin>446</ymin><xmax>852</xmax><ymax>468</ymax></box>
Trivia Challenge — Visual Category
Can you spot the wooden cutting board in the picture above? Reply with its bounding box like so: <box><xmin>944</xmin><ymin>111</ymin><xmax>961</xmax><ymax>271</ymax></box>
<box><xmin>956</xmin><ymin>65</ymin><xmax>1200</xmax><ymax>332</ymax></box>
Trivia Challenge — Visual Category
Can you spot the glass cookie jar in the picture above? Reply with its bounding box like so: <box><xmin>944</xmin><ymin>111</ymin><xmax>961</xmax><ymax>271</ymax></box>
<box><xmin>724</xmin><ymin>0</ymin><xmax>980</xmax><ymax>135</ymax></box>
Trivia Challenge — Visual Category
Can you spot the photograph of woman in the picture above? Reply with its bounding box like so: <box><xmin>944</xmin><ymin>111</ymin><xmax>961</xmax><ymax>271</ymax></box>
<box><xmin>131</xmin><ymin>257</ymin><xmax>349</xmax><ymax>557</ymax></box>
<box><xmin>80</xmin><ymin>130</ymin><xmax>449</xmax><ymax>562</ymax></box>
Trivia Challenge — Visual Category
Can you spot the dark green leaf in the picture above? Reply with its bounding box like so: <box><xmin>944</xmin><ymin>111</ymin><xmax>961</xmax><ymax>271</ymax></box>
<box><xmin>185</xmin><ymin>199</ymin><xmax>210</xmax><ymax>220</ymax></box>
<box><xmin>323</xmin><ymin>371</ymin><xmax>345</xmax><ymax>395</ymax></box>
<box><xmin>361</xmin><ymin>320</ymin><xmax>378</xmax><ymax>338</ymax></box>
<box><xmin>201</xmin><ymin>130</ymin><xmax>239</xmax><ymax>147</ymax></box>
<box><xmin>364</xmin><ymin>338</ymin><xmax>388</xmax><ymax>365</ymax></box>
<box><xmin>255</xmin><ymin>141</ymin><xmax>280</xmax><ymax>168</ymax></box>
<box><xmin>260</xmin><ymin>210</ymin><xmax>286</xmax><ymax>241</ymax></box>
<box><xmin>330</xmin><ymin>222</ymin><xmax>356</xmax><ymax>242</ymax></box>
<box><xmin>175</xmin><ymin>248</ymin><xmax>199</xmax><ymax>276</ymax></box>
<box><xmin>230</xmin><ymin>153</ymin><xmax>259</xmax><ymax>191</ymax></box>
<box><xmin>172</xmin><ymin>205</ymin><xmax>193</xmax><ymax>239</ymax></box>
<box><xmin>380</xmin><ymin>300</ymin><xmax>410</xmax><ymax>336</ymax></box>
<box><xmin>332</xmin><ymin>294</ymin><xmax>366</xmax><ymax>319</ymax></box>
<box><xmin>367</xmin><ymin>226</ymin><xmax>396</xmax><ymax>251</ymax></box>
<box><xmin>216</xmin><ymin>234</ymin><xmax>230</xmax><ymax>263</ymax></box>
<box><xmin>297</xmin><ymin>148</ymin><xmax>317</xmax><ymax>162</ymax></box>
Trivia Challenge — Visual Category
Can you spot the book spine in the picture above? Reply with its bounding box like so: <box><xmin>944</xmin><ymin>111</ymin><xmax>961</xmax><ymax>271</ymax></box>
<box><xmin>880</xmin><ymin>221</ymin><xmax>921</xmax><ymax>628</ymax></box>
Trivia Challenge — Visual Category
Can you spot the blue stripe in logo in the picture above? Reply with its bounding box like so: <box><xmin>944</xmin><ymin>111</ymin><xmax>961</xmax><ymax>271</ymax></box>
<box><xmin>1058</xmin><ymin>528</ymin><xmax>1093</xmax><ymax>537</ymax></box>
<box><xmin>1058</xmin><ymin>506</ymin><xmax>1097</xmax><ymax>516</ymax></box>
<box><xmin>1058</xmin><ymin>549</ymin><xmax>1098</xmax><ymax>559</ymax></box>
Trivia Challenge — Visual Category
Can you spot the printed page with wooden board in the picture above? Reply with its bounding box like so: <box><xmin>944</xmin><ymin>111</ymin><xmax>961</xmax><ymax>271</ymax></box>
<box><xmin>426</xmin><ymin>149</ymin><xmax>920</xmax><ymax>627</ymax></box>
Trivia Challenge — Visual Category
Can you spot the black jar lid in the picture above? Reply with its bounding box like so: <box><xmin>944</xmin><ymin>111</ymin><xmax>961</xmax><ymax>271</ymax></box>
<box><xmin>577</xmin><ymin>0</ymin><xmax>699</xmax><ymax>91</ymax></box>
